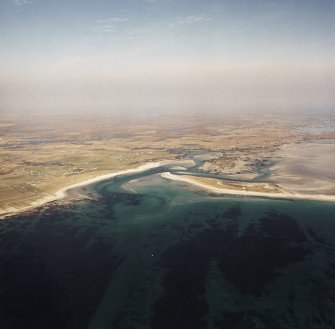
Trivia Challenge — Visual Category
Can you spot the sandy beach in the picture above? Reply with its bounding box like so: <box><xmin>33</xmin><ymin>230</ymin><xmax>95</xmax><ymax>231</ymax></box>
<box><xmin>0</xmin><ymin>162</ymin><xmax>163</xmax><ymax>220</ymax></box>
<box><xmin>161</xmin><ymin>172</ymin><xmax>335</xmax><ymax>202</ymax></box>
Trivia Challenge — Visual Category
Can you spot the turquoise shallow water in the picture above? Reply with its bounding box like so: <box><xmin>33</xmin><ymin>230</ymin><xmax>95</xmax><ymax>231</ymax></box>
<box><xmin>0</xmin><ymin>166</ymin><xmax>335</xmax><ymax>329</ymax></box>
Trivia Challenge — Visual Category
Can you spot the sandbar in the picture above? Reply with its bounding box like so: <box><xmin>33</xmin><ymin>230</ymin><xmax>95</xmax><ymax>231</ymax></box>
<box><xmin>161</xmin><ymin>172</ymin><xmax>335</xmax><ymax>202</ymax></box>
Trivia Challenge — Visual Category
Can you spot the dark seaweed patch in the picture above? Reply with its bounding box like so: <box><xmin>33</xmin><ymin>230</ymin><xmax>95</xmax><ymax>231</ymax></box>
<box><xmin>0</xmin><ymin>211</ymin><xmax>122</xmax><ymax>329</ymax></box>
<box><xmin>100</xmin><ymin>192</ymin><xmax>143</xmax><ymax>219</ymax></box>
<box><xmin>306</xmin><ymin>228</ymin><xmax>325</xmax><ymax>244</ymax></box>
<box><xmin>222</xmin><ymin>206</ymin><xmax>241</xmax><ymax>219</ymax></box>
<box><xmin>152</xmin><ymin>210</ymin><xmax>310</xmax><ymax>328</ymax></box>
<box><xmin>217</xmin><ymin>310</ymin><xmax>283</xmax><ymax>329</ymax></box>
<box><xmin>217</xmin><ymin>211</ymin><xmax>310</xmax><ymax>295</ymax></box>
<box><xmin>106</xmin><ymin>192</ymin><xmax>143</xmax><ymax>206</ymax></box>
<box><xmin>151</xmin><ymin>238</ymin><xmax>209</xmax><ymax>329</ymax></box>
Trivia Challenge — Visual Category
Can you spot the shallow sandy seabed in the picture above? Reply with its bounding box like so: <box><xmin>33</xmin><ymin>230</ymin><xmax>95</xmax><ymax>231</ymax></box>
<box><xmin>270</xmin><ymin>141</ymin><xmax>335</xmax><ymax>195</ymax></box>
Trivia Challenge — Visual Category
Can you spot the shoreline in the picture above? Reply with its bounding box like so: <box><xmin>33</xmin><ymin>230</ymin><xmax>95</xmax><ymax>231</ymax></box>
<box><xmin>161</xmin><ymin>172</ymin><xmax>335</xmax><ymax>202</ymax></box>
<box><xmin>2</xmin><ymin>155</ymin><xmax>335</xmax><ymax>220</ymax></box>
<box><xmin>0</xmin><ymin>162</ymin><xmax>163</xmax><ymax>220</ymax></box>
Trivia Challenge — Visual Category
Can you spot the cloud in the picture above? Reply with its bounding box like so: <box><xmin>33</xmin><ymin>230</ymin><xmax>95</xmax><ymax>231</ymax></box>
<box><xmin>170</xmin><ymin>16</ymin><xmax>210</xmax><ymax>27</ymax></box>
<box><xmin>96</xmin><ymin>17</ymin><xmax>129</xmax><ymax>24</ymax></box>
<box><xmin>92</xmin><ymin>16</ymin><xmax>153</xmax><ymax>40</ymax></box>
<box><xmin>91</xmin><ymin>21</ymin><xmax>153</xmax><ymax>40</ymax></box>
<box><xmin>93</xmin><ymin>16</ymin><xmax>130</xmax><ymax>33</ymax></box>
<box><xmin>14</xmin><ymin>0</ymin><xmax>32</xmax><ymax>6</ymax></box>
<box><xmin>92</xmin><ymin>25</ymin><xmax>117</xmax><ymax>33</ymax></box>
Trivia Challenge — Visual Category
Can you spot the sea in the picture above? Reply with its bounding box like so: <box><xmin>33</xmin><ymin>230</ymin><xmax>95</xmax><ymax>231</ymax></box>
<box><xmin>0</xmin><ymin>162</ymin><xmax>335</xmax><ymax>329</ymax></box>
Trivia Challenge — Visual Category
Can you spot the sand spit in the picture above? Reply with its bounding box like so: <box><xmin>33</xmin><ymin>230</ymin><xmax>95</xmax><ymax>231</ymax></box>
<box><xmin>161</xmin><ymin>172</ymin><xmax>335</xmax><ymax>202</ymax></box>
<box><xmin>0</xmin><ymin>162</ymin><xmax>163</xmax><ymax>220</ymax></box>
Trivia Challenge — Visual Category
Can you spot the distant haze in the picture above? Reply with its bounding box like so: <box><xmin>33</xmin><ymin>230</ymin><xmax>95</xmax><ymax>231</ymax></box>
<box><xmin>1</xmin><ymin>0</ymin><xmax>334</xmax><ymax>116</ymax></box>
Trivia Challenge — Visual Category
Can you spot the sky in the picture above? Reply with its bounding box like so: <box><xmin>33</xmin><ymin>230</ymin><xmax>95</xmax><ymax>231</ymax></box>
<box><xmin>1</xmin><ymin>0</ymin><xmax>334</xmax><ymax>116</ymax></box>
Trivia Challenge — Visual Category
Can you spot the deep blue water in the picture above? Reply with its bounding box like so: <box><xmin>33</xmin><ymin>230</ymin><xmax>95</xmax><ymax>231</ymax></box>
<box><xmin>0</xmin><ymin>166</ymin><xmax>335</xmax><ymax>329</ymax></box>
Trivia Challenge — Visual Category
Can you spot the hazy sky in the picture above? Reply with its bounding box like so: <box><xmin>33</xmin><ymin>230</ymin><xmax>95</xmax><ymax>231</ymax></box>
<box><xmin>1</xmin><ymin>0</ymin><xmax>334</xmax><ymax>115</ymax></box>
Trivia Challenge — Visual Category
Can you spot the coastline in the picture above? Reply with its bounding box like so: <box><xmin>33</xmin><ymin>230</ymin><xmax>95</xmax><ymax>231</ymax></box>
<box><xmin>2</xmin><ymin>150</ymin><xmax>335</xmax><ymax>220</ymax></box>
<box><xmin>0</xmin><ymin>162</ymin><xmax>163</xmax><ymax>220</ymax></box>
<box><xmin>161</xmin><ymin>172</ymin><xmax>335</xmax><ymax>202</ymax></box>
